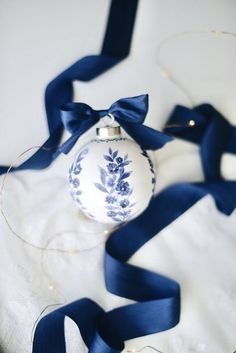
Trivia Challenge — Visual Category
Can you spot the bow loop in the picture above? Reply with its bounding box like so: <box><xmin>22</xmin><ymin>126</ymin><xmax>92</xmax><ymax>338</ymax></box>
<box><xmin>59</xmin><ymin>94</ymin><xmax>172</xmax><ymax>154</ymax></box>
<box><xmin>108</xmin><ymin>94</ymin><xmax>149</xmax><ymax>124</ymax></box>
<box><xmin>61</xmin><ymin>102</ymin><xmax>101</xmax><ymax>133</ymax></box>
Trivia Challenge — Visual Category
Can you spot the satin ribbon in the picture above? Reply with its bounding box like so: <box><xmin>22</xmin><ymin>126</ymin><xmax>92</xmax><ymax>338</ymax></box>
<box><xmin>165</xmin><ymin>104</ymin><xmax>236</xmax><ymax>181</ymax></box>
<box><xmin>58</xmin><ymin>94</ymin><xmax>172</xmax><ymax>154</ymax></box>
<box><xmin>33</xmin><ymin>103</ymin><xmax>236</xmax><ymax>353</ymax></box>
<box><xmin>0</xmin><ymin>0</ymin><xmax>235</xmax><ymax>352</ymax></box>
<box><xmin>0</xmin><ymin>0</ymin><xmax>139</xmax><ymax>175</ymax></box>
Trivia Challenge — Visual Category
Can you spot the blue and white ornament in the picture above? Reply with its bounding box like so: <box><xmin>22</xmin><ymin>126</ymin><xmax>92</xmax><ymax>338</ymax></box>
<box><xmin>69</xmin><ymin>115</ymin><xmax>156</xmax><ymax>224</ymax></box>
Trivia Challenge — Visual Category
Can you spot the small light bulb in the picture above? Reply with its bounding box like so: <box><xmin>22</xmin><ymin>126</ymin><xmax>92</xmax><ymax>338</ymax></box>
<box><xmin>49</xmin><ymin>284</ymin><xmax>54</xmax><ymax>291</ymax></box>
<box><xmin>212</xmin><ymin>29</ymin><xmax>222</xmax><ymax>37</ymax></box>
<box><xmin>188</xmin><ymin>119</ymin><xmax>195</xmax><ymax>127</ymax></box>
<box><xmin>104</xmin><ymin>229</ymin><xmax>109</xmax><ymax>235</ymax></box>
<box><xmin>161</xmin><ymin>68</ymin><xmax>170</xmax><ymax>78</ymax></box>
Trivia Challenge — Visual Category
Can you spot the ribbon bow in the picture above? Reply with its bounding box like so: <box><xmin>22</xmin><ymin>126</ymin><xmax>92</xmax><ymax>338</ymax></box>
<box><xmin>59</xmin><ymin>94</ymin><xmax>172</xmax><ymax>154</ymax></box>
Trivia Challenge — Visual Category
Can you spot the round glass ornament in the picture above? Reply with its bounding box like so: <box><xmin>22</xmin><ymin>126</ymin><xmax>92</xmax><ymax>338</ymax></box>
<box><xmin>69</xmin><ymin>119</ymin><xmax>156</xmax><ymax>224</ymax></box>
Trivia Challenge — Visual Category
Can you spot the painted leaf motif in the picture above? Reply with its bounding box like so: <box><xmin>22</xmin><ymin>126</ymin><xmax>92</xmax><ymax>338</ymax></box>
<box><xmin>119</xmin><ymin>161</ymin><xmax>131</xmax><ymax>168</ymax></box>
<box><xmin>109</xmin><ymin>147</ymin><xmax>113</xmax><ymax>155</ymax></box>
<box><xmin>69</xmin><ymin>147</ymin><xmax>89</xmax><ymax>213</ymax></box>
<box><xmin>76</xmin><ymin>149</ymin><xmax>88</xmax><ymax>163</ymax></box>
<box><xmin>120</xmin><ymin>172</ymin><xmax>132</xmax><ymax>180</ymax></box>
<box><xmin>94</xmin><ymin>183</ymin><xmax>108</xmax><ymax>193</ymax></box>
<box><xmin>128</xmin><ymin>188</ymin><xmax>133</xmax><ymax>196</ymax></box>
<box><xmin>113</xmin><ymin>150</ymin><xmax>118</xmax><ymax>159</ymax></box>
<box><xmin>99</xmin><ymin>167</ymin><xmax>107</xmax><ymax>186</ymax></box>
<box><xmin>117</xmin><ymin>212</ymin><xmax>128</xmax><ymax>217</ymax></box>
<box><xmin>112</xmin><ymin>217</ymin><xmax>122</xmax><ymax>222</ymax></box>
<box><xmin>104</xmin><ymin>155</ymin><xmax>113</xmax><ymax>162</ymax></box>
<box><xmin>80</xmin><ymin>148</ymin><xmax>88</xmax><ymax>157</ymax></box>
<box><xmin>105</xmin><ymin>205</ymin><xmax>120</xmax><ymax>210</ymax></box>
<box><xmin>119</xmin><ymin>167</ymin><xmax>125</xmax><ymax>176</ymax></box>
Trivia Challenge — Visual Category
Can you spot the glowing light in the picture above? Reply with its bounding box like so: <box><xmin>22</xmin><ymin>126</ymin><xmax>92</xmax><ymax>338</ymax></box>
<box><xmin>188</xmin><ymin>119</ymin><xmax>195</xmax><ymax>127</ymax></box>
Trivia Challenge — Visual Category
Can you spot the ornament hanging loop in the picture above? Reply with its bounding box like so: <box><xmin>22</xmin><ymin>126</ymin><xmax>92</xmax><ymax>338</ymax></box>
<box><xmin>97</xmin><ymin>113</ymin><xmax>121</xmax><ymax>138</ymax></box>
<box><xmin>101</xmin><ymin>113</ymin><xmax>115</xmax><ymax>127</ymax></box>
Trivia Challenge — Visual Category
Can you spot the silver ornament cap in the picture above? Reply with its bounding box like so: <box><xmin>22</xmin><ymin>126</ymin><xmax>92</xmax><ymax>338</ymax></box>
<box><xmin>96</xmin><ymin>125</ymin><xmax>121</xmax><ymax>139</ymax></box>
<box><xmin>96</xmin><ymin>113</ymin><xmax>121</xmax><ymax>139</ymax></box>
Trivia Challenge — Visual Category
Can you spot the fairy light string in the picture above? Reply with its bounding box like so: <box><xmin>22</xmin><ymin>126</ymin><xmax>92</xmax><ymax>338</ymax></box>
<box><xmin>0</xmin><ymin>145</ymin><xmax>111</xmax><ymax>344</ymax></box>
<box><xmin>0</xmin><ymin>145</ymin><xmax>110</xmax><ymax>252</ymax></box>
<box><xmin>156</xmin><ymin>29</ymin><xmax>236</xmax><ymax>107</ymax></box>
<box><xmin>0</xmin><ymin>27</ymin><xmax>235</xmax><ymax>353</ymax></box>
<box><xmin>126</xmin><ymin>28</ymin><xmax>236</xmax><ymax>353</ymax></box>
<box><xmin>127</xmin><ymin>346</ymin><xmax>163</xmax><ymax>353</ymax></box>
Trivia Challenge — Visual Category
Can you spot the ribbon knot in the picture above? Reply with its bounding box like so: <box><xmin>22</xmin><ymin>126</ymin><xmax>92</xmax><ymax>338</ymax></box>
<box><xmin>59</xmin><ymin>94</ymin><xmax>172</xmax><ymax>154</ymax></box>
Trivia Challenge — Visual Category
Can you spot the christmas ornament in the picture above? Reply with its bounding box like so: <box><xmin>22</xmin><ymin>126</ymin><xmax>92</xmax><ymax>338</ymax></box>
<box><xmin>69</xmin><ymin>115</ymin><xmax>156</xmax><ymax>224</ymax></box>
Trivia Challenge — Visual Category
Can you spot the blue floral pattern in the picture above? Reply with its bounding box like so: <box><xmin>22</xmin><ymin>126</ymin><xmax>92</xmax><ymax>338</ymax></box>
<box><xmin>141</xmin><ymin>149</ymin><xmax>156</xmax><ymax>193</ymax></box>
<box><xmin>69</xmin><ymin>148</ymin><xmax>94</xmax><ymax>218</ymax></box>
<box><xmin>91</xmin><ymin>137</ymin><xmax>127</xmax><ymax>144</ymax></box>
<box><xmin>94</xmin><ymin>148</ymin><xmax>135</xmax><ymax>223</ymax></box>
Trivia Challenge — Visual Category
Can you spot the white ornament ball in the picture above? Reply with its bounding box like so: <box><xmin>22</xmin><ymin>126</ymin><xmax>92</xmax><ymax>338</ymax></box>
<box><xmin>69</xmin><ymin>126</ymin><xmax>156</xmax><ymax>224</ymax></box>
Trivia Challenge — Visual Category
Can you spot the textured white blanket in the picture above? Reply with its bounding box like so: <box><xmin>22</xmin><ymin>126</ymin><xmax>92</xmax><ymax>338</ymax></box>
<box><xmin>0</xmin><ymin>156</ymin><xmax>235</xmax><ymax>353</ymax></box>
<box><xmin>0</xmin><ymin>1</ymin><xmax>236</xmax><ymax>352</ymax></box>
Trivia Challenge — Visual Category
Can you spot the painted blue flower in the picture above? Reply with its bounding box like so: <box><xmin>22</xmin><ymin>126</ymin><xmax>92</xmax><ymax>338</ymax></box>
<box><xmin>107</xmin><ymin>178</ymin><xmax>115</xmax><ymax>187</ymax></box>
<box><xmin>105</xmin><ymin>195</ymin><xmax>117</xmax><ymax>204</ymax></box>
<box><xmin>107</xmin><ymin>210</ymin><xmax>117</xmax><ymax>218</ymax></box>
<box><xmin>120</xmin><ymin>199</ymin><xmax>129</xmax><ymax>208</ymax></box>
<box><xmin>116</xmin><ymin>180</ymin><xmax>130</xmax><ymax>196</ymax></box>
<box><xmin>72</xmin><ymin>178</ymin><xmax>80</xmax><ymax>188</ymax></box>
<box><xmin>73</xmin><ymin>163</ymin><xmax>82</xmax><ymax>175</ymax></box>
<box><xmin>116</xmin><ymin>157</ymin><xmax>123</xmax><ymax>164</ymax></box>
<box><xmin>107</xmin><ymin>163</ymin><xmax>119</xmax><ymax>174</ymax></box>
<box><xmin>95</xmin><ymin>148</ymin><xmax>135</xmax><ymax>222</ymax></box>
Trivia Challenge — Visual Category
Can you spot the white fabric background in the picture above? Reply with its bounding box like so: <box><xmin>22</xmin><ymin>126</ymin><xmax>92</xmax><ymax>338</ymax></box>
<box><xmin>0</xmin><ymin>1</ymin><xmax>236</xmax><ymax>352</ymax></box>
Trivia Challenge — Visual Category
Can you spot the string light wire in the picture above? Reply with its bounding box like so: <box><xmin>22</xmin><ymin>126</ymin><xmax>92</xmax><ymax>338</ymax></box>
<box><xmin>1</xmin><ymin>27</ymin><xmax>235</xmax><ymax>351</ymax></box>
<box><xmin>0</xmin><ymin>145</ymin><xmax>108</xmax><ymax>252</ymax></box>
<box><xmin>126</xmin><ymin>345</ymin><xmax>163</xmax><ymax>353</ymax></box>
<box><xmin>0</xmin><ymin>145</ymin><xmax>111</xmax><ymax>343</ymax></box>
<box><xmin>156</xmin><ymin>29</ymin><xmax>236</xmax><ymax>106</ymax></box>
<box><xmin>126</xmin><ymin>28</ymin><xmax>236</xmax><ymax>353</ymax></box>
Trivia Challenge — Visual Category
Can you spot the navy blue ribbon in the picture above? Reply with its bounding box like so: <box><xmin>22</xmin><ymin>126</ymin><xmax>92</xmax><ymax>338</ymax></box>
<box><xmin>59</xmin><ymin>94</ymin><xmax>172</xmax><ymax>154</ymax></box>
<box><xmin>1</xmin><ymin>0</ymin><xmax>235</xmax><ymax>352</ymax></box>
<box><xmin>33</xmin><ymin>103</ymin><xmax>236</xmax><ymax>352</ymax></box>
<box><xmin>0</xmin><ymin>0</ymin><xmax>139</xmax><ymax>175</ymax></box>
<box><xmin>165</xmin><ymin>104</ymin><xmax>236</xmax><ymax>181</ymax></box>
